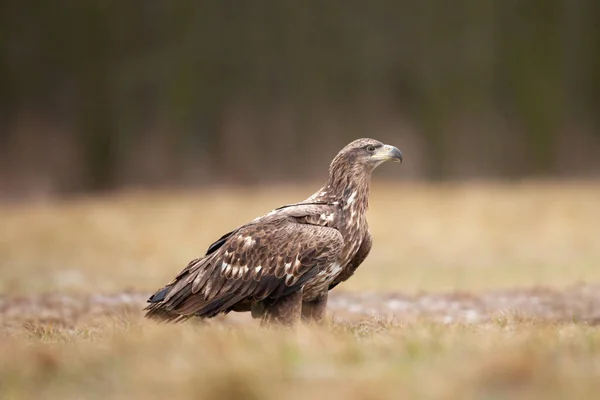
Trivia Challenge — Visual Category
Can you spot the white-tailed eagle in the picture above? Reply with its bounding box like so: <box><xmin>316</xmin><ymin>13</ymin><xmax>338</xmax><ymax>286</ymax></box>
<box><xmin>145</xmin><ymin>138</ymin><xmax>402</xmax><ymax>325</ymax></box>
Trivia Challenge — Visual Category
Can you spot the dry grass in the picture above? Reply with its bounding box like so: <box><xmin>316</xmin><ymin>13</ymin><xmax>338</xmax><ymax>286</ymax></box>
<box><xmin>1</xmin><ymin>181</ymin><xmax>599</xmax><ymax>295</ymax></box>
<box><xmin>2</xmin><ymin>314</ymin><xmax>600</xmax><ymax>400</ymax></box>
<box><xmin>1</xmin><ymin>181</ymin><xmax>600</xmax><ymax>399</ymax></box>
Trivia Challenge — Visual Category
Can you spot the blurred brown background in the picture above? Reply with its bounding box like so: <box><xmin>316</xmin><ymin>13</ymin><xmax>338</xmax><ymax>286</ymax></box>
<box><xmin>1</xmin><ymin>0</ymin><xmax>599</xmax><ymax>197</ymax></box>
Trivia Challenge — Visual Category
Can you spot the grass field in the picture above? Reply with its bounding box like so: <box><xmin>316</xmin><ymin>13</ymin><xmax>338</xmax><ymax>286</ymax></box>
<box><xmin>1</xmin><ymin>182</ymin><xmax>600</xmax><ymax>399</ymax></box>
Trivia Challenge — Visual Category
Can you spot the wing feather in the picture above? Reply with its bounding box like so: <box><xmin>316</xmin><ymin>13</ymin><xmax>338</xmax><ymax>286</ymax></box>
<box><xmin>145</xmin><ymin>208</ymin><xmax>342</xmax><ymax>321</ymax></box>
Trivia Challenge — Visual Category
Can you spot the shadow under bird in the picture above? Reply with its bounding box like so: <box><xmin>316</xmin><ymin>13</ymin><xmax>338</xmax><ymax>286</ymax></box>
<box><xmin>145</xmin><ymin>138</ymin><xmax>403</xmax><ymax>325</ymax></box>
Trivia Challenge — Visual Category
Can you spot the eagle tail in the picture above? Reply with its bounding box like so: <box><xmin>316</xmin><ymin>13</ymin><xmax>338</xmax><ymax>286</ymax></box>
<box><xmin>144</xmin><ymin>285</ymin><xmax>190</xmax><ymax>322</ymax></box>
<box><xmin>144</xmin><ymin>302</ymin><xmax>185</xmax><ymax>322</ymax></box>
<box><xmin>148</xmin><ymin>286</ymin><xmax>170</xmax><ymax>303</ymax></box>
<box><xmin>144</xmin><ymin>280</ymin><xmax>235</xmax><ymax>321</ymax></box>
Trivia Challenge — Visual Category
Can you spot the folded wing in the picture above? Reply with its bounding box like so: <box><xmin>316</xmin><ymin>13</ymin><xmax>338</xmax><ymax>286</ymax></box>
<box><xmin>145</xmin><ymin>211</ymin><xmax>343</xmax><ymax>321</ymax></box>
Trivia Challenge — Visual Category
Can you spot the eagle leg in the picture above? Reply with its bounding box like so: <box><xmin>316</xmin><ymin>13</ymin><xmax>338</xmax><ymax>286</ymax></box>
<box><xmin>301</xmin><ymin>292</ymin><xmax>328</xmax><ymax>323</ymax></box>
<box><xmin>259</xmin><ymin>290</ymin><xmax>303</xmax><ymax>326</ymax></box>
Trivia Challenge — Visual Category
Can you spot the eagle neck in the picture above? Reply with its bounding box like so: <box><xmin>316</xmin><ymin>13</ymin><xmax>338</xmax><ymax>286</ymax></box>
<box><xmin>324</xmin><ymin>166</ymin><xmax>371</xmax><ymax>212</ymax></box>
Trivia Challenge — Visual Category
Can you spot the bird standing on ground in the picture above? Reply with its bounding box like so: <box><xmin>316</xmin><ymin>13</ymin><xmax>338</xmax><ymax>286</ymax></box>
<box><xmin>145</xmin><ymin>138</ymin><xmax>403</xmax><ymax>325</ymax></box>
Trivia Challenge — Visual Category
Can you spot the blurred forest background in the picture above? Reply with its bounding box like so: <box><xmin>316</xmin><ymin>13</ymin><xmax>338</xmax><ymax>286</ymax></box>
<box><xmin>1</xmin><ymin>0</ymin><xmax>599</xmax><ymax>198</ymax></box>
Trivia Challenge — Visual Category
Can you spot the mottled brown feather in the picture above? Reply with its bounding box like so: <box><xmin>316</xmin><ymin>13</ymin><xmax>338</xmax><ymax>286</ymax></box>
<box><xmin>145</xmin><ymin>208</ymin><xmax>343</xmax><ymax>321</ymax></box>
<box><xmin>328</xmin><ymin>231</ymin><xmax>372</xmax><ymax>290</ymax></box>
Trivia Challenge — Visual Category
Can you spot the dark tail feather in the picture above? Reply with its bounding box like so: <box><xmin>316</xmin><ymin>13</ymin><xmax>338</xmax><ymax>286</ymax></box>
<box><xmin>144</xmin><ymin>302</ymin><xmax>189</xmax><ymax>322</ymax></box>
<box><xmin>145</xmin><ymin>286</ymin><xmax>186</xmax><ymax>322</ymax></box>
<box><xmin>148</xmin><ymin>286</ymin><xmax>170</xmax><ymax>303</ymax></box>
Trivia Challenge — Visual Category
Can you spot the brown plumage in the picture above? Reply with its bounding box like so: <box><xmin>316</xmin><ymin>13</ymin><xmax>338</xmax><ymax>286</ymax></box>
<box><xmin>145</xmin><ymin>138</ymin><xmax>402</xmax><ymax>325</ymax></box>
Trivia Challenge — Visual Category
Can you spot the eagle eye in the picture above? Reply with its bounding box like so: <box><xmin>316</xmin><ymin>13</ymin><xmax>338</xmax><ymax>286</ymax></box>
<box><xmin>366</xmin><ymin>145</ymin><xmax>376</xmax><ymax>153</ymax></box>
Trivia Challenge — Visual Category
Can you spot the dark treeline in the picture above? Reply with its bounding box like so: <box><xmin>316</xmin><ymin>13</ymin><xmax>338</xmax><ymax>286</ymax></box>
<box><xmin>1</xmin><ymin>1</ymin><xmax>599</xmax><ymax>196</ymax></box>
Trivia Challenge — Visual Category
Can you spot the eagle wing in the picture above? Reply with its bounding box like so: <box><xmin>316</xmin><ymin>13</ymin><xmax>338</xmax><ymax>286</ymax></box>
<box><xmin>145</xmin><ymin>204</ymin><xmax>343</xmax><ymax>321</ymax></box>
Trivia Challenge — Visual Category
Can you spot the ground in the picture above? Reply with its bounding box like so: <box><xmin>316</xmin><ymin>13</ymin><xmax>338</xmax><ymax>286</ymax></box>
<box><xmin>1</xmin><ymin>182</ymin><xmax>599</xmax><ymax>399</ymax></box>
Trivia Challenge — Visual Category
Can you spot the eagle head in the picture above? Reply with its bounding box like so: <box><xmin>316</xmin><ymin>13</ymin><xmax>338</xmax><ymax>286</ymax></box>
<box><xmin>331</xmin><ymin>138</ymin><xmax>403</xmax><ymax>173</ymax></box>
